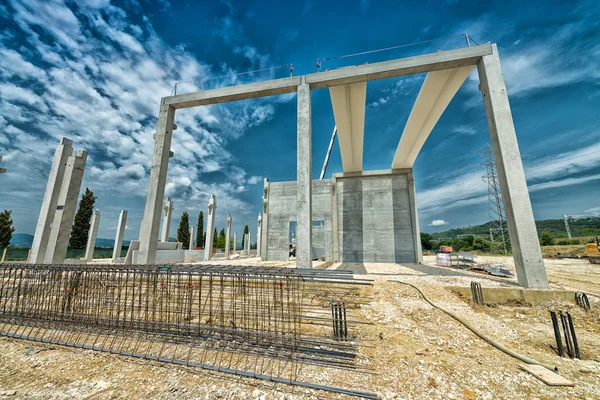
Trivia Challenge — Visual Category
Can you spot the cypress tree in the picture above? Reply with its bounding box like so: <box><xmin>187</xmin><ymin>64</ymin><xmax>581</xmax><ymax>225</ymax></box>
<box><xmin>196</xmin><ymin>211</ymin><xmax>204</xmax><ymax>249</ymax></box>
<box><xmin>70</xmin><ymin>188</ymin><xmax>96</xmax><ymax>249</ymax></box>
<box><xmin>213</xmin><ymin>227</ymin><xmax>218</xmax><ymax>248</ymax></box>
<box><xmin>242</xmin><ymin>224</ymin><xmax>249</xmax><ymax>248</ymax></box>
<box><xmin>177</xmin><ymin>212</ymin><xmax>190</xmax><ymax>249</ymax></box>
<box><xmin>0</xmin><ymin>209</ymin><xmax>16</xmax><ymax>249</ymax></box>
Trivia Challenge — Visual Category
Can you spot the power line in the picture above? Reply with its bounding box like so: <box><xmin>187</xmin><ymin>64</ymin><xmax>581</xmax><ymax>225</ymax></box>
<box><xmin>480</xmin><ymin>144</ymin><xmax>508</xmax><ymax>255</ymax></box>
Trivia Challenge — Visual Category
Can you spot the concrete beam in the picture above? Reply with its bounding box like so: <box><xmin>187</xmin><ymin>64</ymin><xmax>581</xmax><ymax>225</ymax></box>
<box><xmin>477</xmin><ymin>44</ymin><xmax>548</xmax><ymax>289</ymax></box>
<box><xmin>392</xmin><ymin>65</ymin><xmax>474</xmax><ymax>169</ymax></box>
<box><xmin>296</xmin><ymin>80</ymin><xmax>313</xmax><ymax>268</ymax></box>
<box><xmin>329</xmin><ymin>82</ymin><xmax>367</xmax><ymax>172</ymax></box>
<box><xmin>164</xmin><ymin>76</ymin><xmax>302</xmax><ymax>109</ymax></box>
<box><xmin>306</xmin><ymin>44</ymin><xmax>492</xmax><ymax>89</ymax></box>
<box><xmin>112</xmin><ymin>210</ymin><xmax>127</xmax><ymax>263</ymax></box>
<box><xmin>84</xmin><ymin>210</ymin><xmax>100</xmax><ymax>262</ymax></box>
<box><xmin>204</xmin><ymin>194</ymin><xmax>216</xmax><ymax>261</ymax></box>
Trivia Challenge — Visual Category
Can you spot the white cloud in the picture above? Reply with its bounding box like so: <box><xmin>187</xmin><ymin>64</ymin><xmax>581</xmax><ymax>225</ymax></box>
<box><xmin>429</xmin><ymin>219</ymin><xmax>449</xmax><ymax>227</ymax></box>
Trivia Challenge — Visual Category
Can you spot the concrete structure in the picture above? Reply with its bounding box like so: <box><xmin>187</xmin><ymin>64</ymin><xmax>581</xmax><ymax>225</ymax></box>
<box><xmin>30</xmin><ymin>138</ymin><xmax>74</xmax><ymax>264</ymax></box>
<box><xmin>0</xmin><ymin>156</ymin><xmax>6</xmax><ymax>174</ymax></box>
<box><xmin>160</xmin><ymin>197</ymin><xmax>173</xmax><ymax>243</ymax></box>
<box><xmin>244</xmin><ymin>232</ymin><xmax>251</xmax><ymax>256</ymax></box>
<box><xmin>139</xmin><ymin>43</ymin><xmax>546</xmax><ymax>287</ymax></box>
<box><xmin>44</xmin><ymin>149</ymin><xmax>88</xmax><ymax>264</ymax></box>
<box><xmin>203</xmin><ymin>194</ymin><xmax>216</xmax><ymax>261</ymax></box>
<box><xmin>124</xmin><ymin>240</ymin><xmax>202</xmax><ymax>264</ymax></box>
<box><xmin>189</xmin><ymin>226</ymin><xmax>195</xmax><ymax>250</ymax></box>
<box><xmin>256</xmin><ymin>214</ymin><xmax>262</xmax><ymax>258</ymax></box>
<box><xmin>260</xmin><ymin>179</ymin><xmax>269</xmax><ymax>259</ymax></box>
<box><xmin>84</xmin><ymin>210</ymin><xmax>100</xmax><ymax>262</ymax></box>
<box><xmin>233</xmin><ymin>232</ymin><xmax>237</xmax><ymax>253</ymax></box>
<box><xmin>225</xmin><ymin>214</ymin><xmax>232</xmax><ymax>256</ymax></box>
<box><xmin>112</xmin><ymin>210</ymin><xmax>127</xmax><ymax>263</ymax></box>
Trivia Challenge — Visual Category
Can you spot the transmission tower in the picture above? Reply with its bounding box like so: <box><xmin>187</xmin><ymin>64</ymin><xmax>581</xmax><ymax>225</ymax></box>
<box><xmin>479</xmin><ymin>144</ymin><xmax>508</xmax><ymax>254</ymax></box>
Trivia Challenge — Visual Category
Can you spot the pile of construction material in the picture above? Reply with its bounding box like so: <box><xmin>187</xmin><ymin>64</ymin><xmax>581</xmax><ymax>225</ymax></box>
<box><xmin>435</xmin><ymin>247</ymin><xmax>513</xmax><ymax>277</ymax></box>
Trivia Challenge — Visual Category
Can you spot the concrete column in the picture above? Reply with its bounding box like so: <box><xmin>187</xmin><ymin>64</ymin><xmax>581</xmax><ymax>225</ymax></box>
<box><xmin>477</xmin><ymin>44</ymin><xmax>548</xmax><ymax>289</ymax></box>
<box><xmin>233</xmin><ymin>232</ymin><xmax>237</xmax><ymax>252</ymax></box>
<box><xmin>203</xmin><ymin>194</ymin><xmax>216</xmax><ymax>261</ymax></box>
<box><xmin>112</xmin><ymin>210</ymin><xmax>127</xmax><ymax>263</ymax></box>
<box><xmin>407</xmin><ymin>170</ymin><xmax>423</xmax><ymax>263</ymax></box>
<box><xmin>30</xmin><ymin>138</ymin><xmax>73</xmax><ymax>264</ymax></box>
<box><xmin>225</xmin><ymin>214</ymin><xmax>232</xmax><ymax>257</ymax></box>
<box><xmin>84</xmin><ymin>209</ymin><xmax>100</xmax><ymax>262</ymax></box>
<box><xmin>244</xmin><ymin>232</ymin><xmax>251</xmax><ymax>255</ymax></box>
<box><xmin>330</xmin><ymin>178</ymin><xmax>339</xmax><ymax>261</ymax></box>
<box><xmin>138</xmin><ymin>103</ymin><xmax>176</xmax><ymax>264</ymax></box>
<box><xmin>260</xmin><ymin>178</ymin><xmax>269</xmax><ymax>259</ymax></box>
<box><xmin>256</xmin><ymin>214</ymin><xmax>262</xmax><ymax>259</ymax></box>
<box><xmin>160</xmin><ymin>197</ymin><xmax>173</xmax><ymax>242</ymax></box>
<box><xmin>296</xmin><ymin>79</ymin><xmax>313</xmax><ymax>268</ymax></box>
<box><xmin>189</xmin><ymin>226</ymin><xmax>195</xmax><ymax>250</ymax></box>
<box><xmin>45</xmin><ymin>150</ymin><xmax>88</xmax><ymax>264</ymax></box>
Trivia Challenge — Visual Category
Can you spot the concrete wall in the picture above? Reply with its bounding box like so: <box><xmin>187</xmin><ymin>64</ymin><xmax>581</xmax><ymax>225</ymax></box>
<box><xmin>264</xmin><ymin>170</ymin><xmax>419</xmax><ymax>263</ymax></box>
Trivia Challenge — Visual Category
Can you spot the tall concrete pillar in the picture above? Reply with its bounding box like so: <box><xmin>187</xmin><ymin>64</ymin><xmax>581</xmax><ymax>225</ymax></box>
<box><xmin>233</xmin><ymin>232</ymin><xmax>237</xmax><ymax>252</ymax></box>
<box><xmin>203</xmin><ymin>194</ymin><xmax>216</xmax><ymax>261</ymax></box>
<box><xmin>138</xmin><ymin>103</ymin><xmax>176</xmax><ymax>264</ymax></box>
<box><xmin>225</xmin><ymin>214</ymin><xmax>232</xmax><ymax>257</ymax></box>
<box><xmin>296</xmin><ymin>79</ymin><xmax>313</xmax><ymax>268</ymax></box>
<box><xmin>407</xmin><ymin>170</ymin><xmax>423</xmax><ymax>263</ymax></box>
<box><xmin>45</xmin><ymin>150</ymin><xmax>88</xmax><ymax>264</ymax></box>
<box><xmin>256</xmin><ymin>214</ymin><xmax>262</xmax><ymax>259</ymax></box>
<box><xmin>112</xmin><ymin>210</ymin><xmax>127</xmax><ymax>263</ymax></box>
<box><xmin>160</xmin><ymin>197</ymin><xmax>173</xmax><ymax>242</ymax></box>
<box><xmin>477</xmin><ymin>44</ymin><xmax>547</xmax><ymax>289</ymax></box>
<box><xmin>261</xmin><ymin>178</ymin><xmax>269</xmax><ymax>259</ymax></box>
<box><xmin>189</xmin><ymin>226</ymin><xmax>195</xmax><ymax>250</ymax></box>
<box><xmin>30</xmin><ymin>138</ymin><xmax>73</xmax><ymax>264</ymax></box>
<box><xmin>244</xmin><ymin>232</ymin><xmax>250</xmax><ymax>255</ymax></box>
<box><xmin>84</xmin><ymin>209</ymin><xmax>100</xmax><ymax>262</ymax></box>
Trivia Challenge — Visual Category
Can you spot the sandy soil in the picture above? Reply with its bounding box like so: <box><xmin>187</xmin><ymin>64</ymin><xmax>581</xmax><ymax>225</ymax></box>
<box><xmin>1</xmin><ymin>256</ymin><xmax>599</xmax><ymax>399</ymax></box>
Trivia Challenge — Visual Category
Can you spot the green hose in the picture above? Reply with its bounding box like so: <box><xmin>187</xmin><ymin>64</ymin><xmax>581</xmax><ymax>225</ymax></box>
<box><xmin>389</xmin><ymin>280</ymin><xmax>558</xmax><ymax>372</ymax></box>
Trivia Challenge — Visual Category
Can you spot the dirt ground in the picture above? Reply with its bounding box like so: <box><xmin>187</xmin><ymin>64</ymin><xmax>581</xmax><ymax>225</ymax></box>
<box><xmin>1</xmin><ymin>256</ymin><xmax>599</xmax><ymax>399</ymax></box>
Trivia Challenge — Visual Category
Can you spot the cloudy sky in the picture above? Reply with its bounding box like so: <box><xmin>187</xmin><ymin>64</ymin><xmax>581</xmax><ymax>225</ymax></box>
<box><xmin>0</xmin><ymin>0</ymin><xmax>599</xmax><ymax>241</ymax></box>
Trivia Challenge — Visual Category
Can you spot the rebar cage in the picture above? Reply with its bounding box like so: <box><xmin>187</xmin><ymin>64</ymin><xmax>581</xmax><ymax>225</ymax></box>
<box><xmin>0</xmin><ymin>263</ymin><xmax>375</xmax><ymax>398</ymax></box>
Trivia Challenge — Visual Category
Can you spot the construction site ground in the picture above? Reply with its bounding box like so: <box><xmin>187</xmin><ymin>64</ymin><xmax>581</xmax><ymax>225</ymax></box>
<box><xmin>1</xmin><ymin>255</ymin><xmax>599</xmax><ymax>399</ymax></box>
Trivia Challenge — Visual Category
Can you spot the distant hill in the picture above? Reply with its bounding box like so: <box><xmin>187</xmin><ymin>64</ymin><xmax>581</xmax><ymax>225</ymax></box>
<box><xmin>430</xmin><ymin>217</ymin><xmax>600</xmax><ymax>239</ymax></box>
<box><xmin>10</xmin><ymin>234</ymin><xmax>130</xmax><ymax>248</ymax></box>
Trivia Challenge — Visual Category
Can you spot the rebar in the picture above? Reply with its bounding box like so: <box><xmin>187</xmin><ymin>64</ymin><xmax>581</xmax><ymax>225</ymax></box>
<box><xmin>0</xmin><ymin>263</ymin><xmax>375</xmax><ymax>398</ymax></box>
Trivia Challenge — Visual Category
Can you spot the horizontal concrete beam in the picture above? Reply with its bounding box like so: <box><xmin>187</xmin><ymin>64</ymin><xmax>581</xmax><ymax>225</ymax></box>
<box><xmin>333</xmin><ymin>168</ymin><xmax>412</xmax><ymax>179</ymax></box>
<box><xmin>164</xmin><ymin>76</ymin><xmax>302</xmax><ymax>109</ymax></box>
<box><xmin>306</xmin><ymin>44</ymin><xmax>492</xmax><ymax>89</ymax></box>
<box><xmin>392</xmin><ymin>65</ymin><xmax>474</xmax><ymax>169</ymax></box>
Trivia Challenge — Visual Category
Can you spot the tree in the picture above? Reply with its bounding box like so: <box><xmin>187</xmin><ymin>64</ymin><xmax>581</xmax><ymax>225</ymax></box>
<box><xmin>213</xmin><ymin>228</ymin><xmax>218</xmax><ymax>248</ymax></box>
<box><xmin>196</xmin><ymin>211</ymin><xmax>204</xmax><ymax>249</ymax></box>
<box><xmin>420</xmin><ymin>232</ymin><xmax>433</xmax><ymax>250</ymax></box>
<box><xmin>0</xmin><ymin>210</ymin><xmax>16</xmax><ymax>249</ymax></box>
<box><xmin>539</xmin><ymin>232</ymin><xmax>554</xmax><ymax>246</ymax></box>
<box><xmin>203</xmin><ymin>232</ymin><xmax>206</xmax><ymax>247</ymax></box>
<box><xmin>177</xmin><ymin>212</ymin><xmax>190</xmax><ymax>249</ymax></box>
<box><xmin>70</xmin><ymin>188</ymin><xmax>96</xmax><ymax>249</ymax></box>
<box><xmin>242</xmin><ymin>224</ymin><xmax>249</xmax><ymax>248</ymax></box>
<box><xmin>217</xmin><ymin>228</ymin><xmax>226</xmax><ymax>249</ymax></box>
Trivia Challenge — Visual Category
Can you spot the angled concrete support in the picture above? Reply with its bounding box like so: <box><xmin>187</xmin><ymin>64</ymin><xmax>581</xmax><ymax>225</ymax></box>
<box><xmin>85</xmin><ymin>210</ymin><xmax>100</xmax><ymax>262</ymax></box>
<box><xmin>478</xmin><ymin>44</ymin><xmax>547</xmax><ymax>289</ymax></box>
<box><xmin>256</xmin><ymin>214</ymin><xmax>262</xmax><ymax>258</ymax></box>
<box><xmin>225</xmin><ymin>214</ymin><xmax>232</xmax><ymax>256</ymax></box>
<box><xmin>189</xmin><ymin>226</ymin><xmax>195</xmax><ymax>250</ymax></box>
<box><xmin>296</xmin><ymin>79</ymin><xmax>313</xmax><ymax>268</ymax></box>
<box><xmin>138</xmin><ymin>103</ymin><xmax>176</xmax><ymax>264</ymax></box>
<box><xmin>112</xmin><ymin>210</ymin><xmax>127</xmax><ymax>263</ymax></box>
<box><xmin>160</xmin><ymin>197</ymin><xmax>173</xmax><ymax>242</ymax></box>
<box><xmin>204</xmin><ymin>194</ymin><xmax>216</xmax><ymax>261</ymax></box>
<box><xmin>392</xmin><ymin>66</ymin><xmax>474</xmax><ymax>168</ymax></box>
<box><xmin>260</xmin><ymin>178</ymin><xmax>269</xmax><ymax>259</ymax></box>
<box><xmin>30</xmin><ymin>138</ymin><xmax>73</xmax><ymax>264</ymax></box>
<box><xmin>329</xmin><ymin>82</ymin><xmax>367</xmax><ymax>172</ymax></box>
<box><xmin>45</xmin><ymin>150</ymin><xmax>87</xmax><ymax>264</ymax></box>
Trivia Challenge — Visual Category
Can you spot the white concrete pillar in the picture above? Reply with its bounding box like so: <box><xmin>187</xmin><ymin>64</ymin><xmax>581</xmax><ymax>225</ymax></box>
<box><xmin>45</xmin><ymin>150</ymin><xmax>88</xmax><ymax>264</ymax></box>
<box><xmin>138</xmin><ymin>103</ymin><xmax>176</xmax><ymax>264</ymax></box>
<box><xmin>261</xmin><ymin>178</ymin><xmax>269</xmax><ymax>259</ymax></box>
<box><xmin>244</xmin><ymin>232</ymin><xmax>250</xmax><ymax>255</ymax></box>
<box><xmin>296</xmin><ymin>79</ymin><xmax>313</xmax><ymax>268</ymax></box>
<box><xmin>256</xmin><ymin>213</ymin><xmax>262</xmax><ymax>259</ymax></box>
<box><xmin>160</xmin><ymin>197</ymin><xmax>173</xmax><ymax>242</ymax></box>
<box><xmin>203</xmin><ymin>194</ymin><xmax>216</xmax><ymax>261</ymax></box>
<box><xmin>30</xmin><ymin>138</ymin><xmax>73</xmax><ymax>264</ymax></box>
<box><xmin>189</xmin><ymin>226</ymin><xmax>195</xmax><ymax>250</ymax></box>
<box><xmin>84</xmin><ymin>209</ymin><xmax>100</xmax><ymax>262</ymax></box>
<box><xmin>225</xmin><ymin>214</ymin><xmax>232</xmax><ymax>257</ymax></box>
<box><xmin>407</xmin><ymin>170</ymin><xmax>423</xmax><ymax>263</ymax></box>
<box><xmin>112</xmin><ymin>210</ymin><xmax>127</xmax><ymax>263</ymax></box>
<box><xmin>477</xmin><ymin>44</ymin><xmax>548</xmax><ymax>289</ymax></box>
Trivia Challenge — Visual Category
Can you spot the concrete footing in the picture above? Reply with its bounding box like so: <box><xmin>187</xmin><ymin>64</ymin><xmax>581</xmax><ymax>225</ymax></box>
<box><xmin>447</xmin><ymin>286</ymin><xmax>575</xmax><ymax>306</ymax></box>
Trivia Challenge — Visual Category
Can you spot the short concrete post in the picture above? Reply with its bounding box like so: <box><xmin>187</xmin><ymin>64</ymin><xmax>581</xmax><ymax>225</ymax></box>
<box><xmin>477</xmin><ymin>44</ymin><xmax>548</xmax><ymax>289</ymax></box>
<box><xmin>112</xmin><ymin>210</ymin><xmax>127</xmax><ymax>263</ymax></box>
<box><xmin>261</xmin><ymin>178</ymin><xmax>270</xmax><ymax>259</ymax></box>
<box><xmin>233</xmin><ymin>232</ymin><xmax>237</xmax><ymax>253</ymax></box>
<box><xmin>85</xmin><ymin>210</ymin><xmax>101</xmax><ymax>262</ymax></box>
<box><xmin>256</xmin><ymin>214</ymin><xmax>262</xmax><ymax>259</ymax></box>
<box><xmin>189</xmin><ymin>226</ymin><xmax>195</xmax><ymax>250</ymax></box>
<box><xmin>225</xmin><ymin>215</ymin><xmax>232</xmax><ymax>257</ymax></box>
<box><xmin>160</xmin><ymin>197</ymin><xmax>173</xmax><ymax>242</ymax></box>
<box><xmin>296</xmin><ymin>79</ymin><xmax>313</xmax><ymax>268</ymax></box>
<box><xmin>244</xmin><ymin>233</ymin><xmax>249</xmax><ymax>255</ymax></box>
<box><xmin>45</xmin><ymin>150</ymin><xmax>87</xmax><ymax>264</ymax></box>
<box><xmin>138</xmin><ymin>104</ymin><xmax>176</xmax><ymax>264</ymax></box>
<box><xmin>30</xmin><ymin>138</ymin><xmax>73</xmax><ymax>264</ymax></box>
<box><xmin>203</xmin><ymin>194</ymin><xmax>216</xmax><ymax>261</ymax></box>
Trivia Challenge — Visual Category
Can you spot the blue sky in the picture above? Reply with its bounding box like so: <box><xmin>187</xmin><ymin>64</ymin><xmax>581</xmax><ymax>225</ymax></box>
<box><xmin>0</xmin><ymin>0</ymin><xmax>599</xmax><ymax>241</ymax></box>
